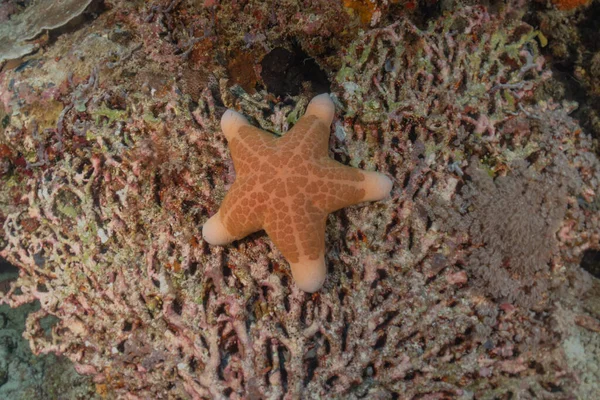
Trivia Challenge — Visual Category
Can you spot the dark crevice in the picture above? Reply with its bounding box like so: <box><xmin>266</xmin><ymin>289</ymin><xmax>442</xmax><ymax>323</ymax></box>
<box><xmin>260</xmin><ymin>45</ymin><xmax>330</xmax><ymax>98</ymax></box>
<box><xmin>0</xmin><ymin>257</ymin><xmax>18</xmax><ymax>275</ymax></box>
<box><xmin>580</xmin><ymin>249</ymin><xmax>600</xmax><ymax>279</ymax></box>
<box><xmin>303</xmin><ymin>353</ymin><xmax>318</xmax><ymax>386</ymax></box>
<box><xmin>278</xmin><ymin>346</ymin><xmax>288</xmax><ymax>391</ymax></box>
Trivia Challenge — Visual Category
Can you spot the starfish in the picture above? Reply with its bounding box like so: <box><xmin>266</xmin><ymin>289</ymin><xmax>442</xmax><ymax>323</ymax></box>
<box><xmin>202</xmin><ymin>94</ymin><xmax>392</xmax><ymax>292</ymax></box>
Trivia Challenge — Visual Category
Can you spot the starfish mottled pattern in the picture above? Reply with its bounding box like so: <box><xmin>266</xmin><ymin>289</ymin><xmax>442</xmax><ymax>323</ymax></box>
<box><xmin>202</xmin><ymin>94</ymin><xmax>392</xmax><ymax>292</ymax></box>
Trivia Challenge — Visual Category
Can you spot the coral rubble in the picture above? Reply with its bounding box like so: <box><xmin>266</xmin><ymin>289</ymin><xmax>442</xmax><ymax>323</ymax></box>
<box><xmin>0</xmin><ymin>1</ymin><xmax>599</xmax><ymax>399</ymax></box>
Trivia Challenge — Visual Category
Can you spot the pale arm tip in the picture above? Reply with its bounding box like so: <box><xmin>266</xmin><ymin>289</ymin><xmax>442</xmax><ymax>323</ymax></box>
<box><xmin>361</xmin><ymin>171</ymin><xmax>393</xmax><ymax>202</ymax></box>
<box><xmin>305</xmin><ymin>93</ymin><xmax>335</xmax><ymax>126</ymax></box>
<box><xmin>221</xmin><ymin>109</ymin><xmax>250</xmax><ymax>141</ymax></box>
<box><xmin>290</xmin><ymin>256</ymin><xmax>327</xmax><ymax>293</ymax></box>
<box><xmin>202</xmin><ymin>212</ymin><xmax>236</xmax><ymax>246</ymax></box>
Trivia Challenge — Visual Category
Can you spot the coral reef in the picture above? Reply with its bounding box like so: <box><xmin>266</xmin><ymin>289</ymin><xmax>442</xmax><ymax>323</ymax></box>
<box><xmin>0</xmin><ymin>0</ymin><xmax>599</xmax><ymax>399</ymax></box>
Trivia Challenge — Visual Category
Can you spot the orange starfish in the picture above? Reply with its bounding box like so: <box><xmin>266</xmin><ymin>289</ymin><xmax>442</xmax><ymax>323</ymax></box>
<box><xmin>203</xmin><ymin>94</ymin><xmax>392</xmax><ymax>292</ymax></box>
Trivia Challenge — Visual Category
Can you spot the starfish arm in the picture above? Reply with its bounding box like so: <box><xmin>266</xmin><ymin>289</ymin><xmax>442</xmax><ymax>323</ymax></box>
<box><xmin>202</xmin><ymin>211</ymin><xmax>236</xmax><ymax>245</ymax></box>
<box><xmin>279</xmin><ymin>94</ymin><xmax>334</xmax><ymax>158</ymax></box>
<box><xmin>309</xmin><ymin>159</ymin><xmax>393</xmax><ymax>213</ymax></box>
<box><xmin>221</xmin><ymin>110</ymin><xmax>278</xmax><ymax>178</ymax></box>
<box><xmin>203</xmin><ymin>178</ymin><xmax>267</xmax><ymax>244</ymax></box>
<box><xmin>264</xmin><ymin>199</ymin><xmax>327</xmax><ymax>292</ymax></box>
<box><xmin>357</xmin><ymin>170</ymin><xmax>394</xmax><ymax>202</ymax></box>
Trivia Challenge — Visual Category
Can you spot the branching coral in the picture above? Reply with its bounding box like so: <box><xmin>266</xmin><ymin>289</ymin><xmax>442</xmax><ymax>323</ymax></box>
<box><xmin>337</xmin><ymin>5</ymin><xmax>549</xmax><ymax>131</ymax></box>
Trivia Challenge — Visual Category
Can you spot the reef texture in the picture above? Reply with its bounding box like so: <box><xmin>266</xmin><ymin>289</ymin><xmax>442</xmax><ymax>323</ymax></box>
<box><xmin>0</xmin><ymin>1</ymin><xmax>599</xmax><ymax>399</ymax></box>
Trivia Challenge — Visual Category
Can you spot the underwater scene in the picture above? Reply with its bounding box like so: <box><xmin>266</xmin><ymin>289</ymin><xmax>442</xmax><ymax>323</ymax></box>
<box><xmin>0</xmin><ymin>0</ymin><xmax>599</xmax><ymax>398</ymax></box>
